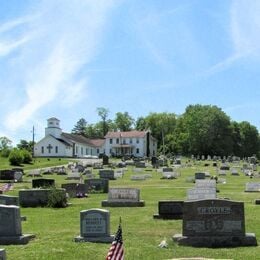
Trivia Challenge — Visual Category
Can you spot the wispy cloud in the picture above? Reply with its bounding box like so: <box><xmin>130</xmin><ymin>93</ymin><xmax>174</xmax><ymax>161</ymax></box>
<box><xmin>1</xmin><ymin>0</ymin><xmax>116</xmax><ymax>131</ymax></box>
<box><xmin>206</xmin><ymin>0</ymin><xmax>260</xmax><ymax>75</ymax></box>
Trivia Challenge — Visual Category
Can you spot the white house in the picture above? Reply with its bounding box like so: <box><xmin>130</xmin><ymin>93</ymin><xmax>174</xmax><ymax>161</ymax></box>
<box><xmin>34</xmin><ymin>118</ymin><xmax>105</xmax><ymax>158</ymax></box>
<box><xmin>104</xmin><ymin>130</ymin><xmax>157</xmax><ymax>157</ymax></box>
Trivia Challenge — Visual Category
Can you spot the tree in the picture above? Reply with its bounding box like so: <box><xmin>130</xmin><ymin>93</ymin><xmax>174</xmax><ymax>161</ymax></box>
<box><xmin>180</xmin><ymin>104</ymin><xmax>233</xmax><ymax>156</ymax></box>
<box><xmin>136</xmin><ymin>117</ymin><xmax>147</xmax><ymax>131</ymax></box>
<box><xmin>71</xmin><ymin>118</ymin><xmax>87</xmax><ymax>136</ymax></box>
<box><xmin>97</xmin><ymin>107</ymin><xmax>110</xmax><ymax>136</ymax></box>
<box><xmin>0</xmin><ymin>136</ymin><xmax>12</xmax><ymax>157</ymax></box>
<box><xmin>114</xmin><ymin>112</ymin><xmax>135</xmax><ymax>131</ymax></box>
<box><xmin>17</xmin><ymin>139</ymin><xmax>35</xmax><ymax>152</ymax></box>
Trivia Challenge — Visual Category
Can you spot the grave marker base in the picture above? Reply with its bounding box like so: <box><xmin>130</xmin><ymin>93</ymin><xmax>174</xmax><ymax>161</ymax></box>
<box><xmin>153</xmin><ymin>213</ymin><xmax>182</xmax><ymax>219</ymax></box>
<box><xmin>101</xmin><ymin>200</ymin><xmax>145</xmax><ymax>207</ymax></box>
<box><xmin>173</xmin><ymin>233</ymin><xmax>257</xmax><ymax>247</ymax></box>
<box><xmin>74</xmin><ymin>235</ymin><xmax>114</xmax><ymax>243</ymax></box>
<box><xmin>0</xmin><ymin>234</ymin><xmax>35</xmax><ymax>245</ymax></box>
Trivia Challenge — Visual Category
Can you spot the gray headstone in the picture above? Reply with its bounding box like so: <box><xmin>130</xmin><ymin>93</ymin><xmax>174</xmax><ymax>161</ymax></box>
<box><xmin>61</xmin><ymin>183</ymin><xmax>87</xmax><ymax>198</ymax></box>
<box><xmin>195</xmin><ymin>180</ymin><xmax>216</xmax><ymax>189</ymax></box>
<box><xmin>173</xmin><ymin>199</ymin><xmax>257</xmax><ymax>247</ymax></box>
<box><xmin>99</xmin><ymin>170</ymin><xmax>115</xmax><ymax>180</ymax></box>
<box><xmin>75</xmin><ymin>208</ymin><xmax>114</xmax><ymax>243</ymax></box>
<box><xmin>85</xmin><ymin>179</ymin><xmax>109</xmax><ymax>193</ymax></box>
<box><xmin>102</xmin><ymin>188</ymin><xmax>145</xmax><ymax>207</ymax></box>
<box><xmin>0</xmin><ymin>205</ymin><xmax>35</xmax><ymax>245</ymax></box>
<box><xmin>0</xmin><ymin>195</ymin><xmax>19</xmax><ymax>206</ymax></box>
<box><xmin>187</xmin><ymin>188</ymin><xmax>216</xmax><ymax>201</ymax></box>
<box><xmin>0</xmin><ymin>249</ymin><xmax>6</xmax><ymax>260</ymax></box>
<box><xmin>245</xmin><ymin>182</ymin><xmax>260</xmax><ymax>192</ymax></box>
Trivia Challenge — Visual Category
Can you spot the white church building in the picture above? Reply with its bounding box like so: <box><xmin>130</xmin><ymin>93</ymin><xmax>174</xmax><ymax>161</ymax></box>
<box><xmin>34</xmin><ymin>117</ymin><xmax>157</xmax><ymax>158</ymax></box>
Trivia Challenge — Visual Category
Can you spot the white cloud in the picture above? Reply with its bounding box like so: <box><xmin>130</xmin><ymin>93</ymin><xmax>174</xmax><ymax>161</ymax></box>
<box><xmin>206</xmin><ymin>0</ymin><xmax>260</xmax><ymax>75</ymax></box>
<box><xmin>1</xmin><ymin>0</ymin><xmax>116</xmax><ymax>131</ymax></box>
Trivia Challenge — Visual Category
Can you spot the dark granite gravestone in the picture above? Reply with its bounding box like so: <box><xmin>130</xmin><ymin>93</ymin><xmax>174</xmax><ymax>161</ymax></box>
<box><xmin>85</xmin><ymin>178</ymin><xmax>109</xmax><ymax>193</ymax></box>
<box><xmin>220</xmin><ymin>164</ymin><xmax>230</xmax><ymax>171</ymax></box>
<box><xmin>32</xmin><ymin>178</ymin><xmax>55</xmax><ymax>188</ymax></box>
<box><xmin>75</xmin><ymin>208</ymin><xmax>114</xmax><ymax>243</ymax></box>
<box><xmin>0</xmin><ymin>195</ymin><xmax>19</xmax><ymax>206</ymax></box>
<box><xmin>195</xmin><ymin>172</ymin><xmax>206</xmax><ymax>180</ymax></box>
<box><xmin>102</xmin><ymin>188</ymin><xmax>145</xmax><ymax>207</ymax></box>
<box><xmin>0</xmin><ymin>248</ymin><xmax>6</xmax><ymax>260</ymax></box>
<box><xmin>102</xmin><ymin>155</ymin><xmax>109</xmax><ymax>165</ymax></box>
<box><xmin>0</xmin><ymin>205</ymin><xmax>35</xmax><ymax>245</ymax></box>
<box><xmin>245</xmin><ymin>182</ymin><xmax>260</xmax><ymax>192</ymax></box>
<box><xmin>19</xmin><ymin>189</ymin><xmax>66</xmax><ymax>207</ymax></box>
<box><xmin>61</xmin><ymin>183</ymin><xmax>87</xmax><ymax>198</ymax></box>
<box><xmin>173</xmin><ymin>199</ymin><xmax>257</xmax><ymax>247</ymax></box>
<box><xmin>153</xmin><ymin>200</ymin><xmax>183</xmax><ymax>219</ymax></box>
<box><xmin>255</xmin><ymin>199</ymin><xmax>260</xmax><ymax>205</ymax></box>
<box><xmin>0</xmin><ymin>170</ymin><xmax>16</xmax><ymax>180</ymax></box>
<box><xmin>99</xmin><ymin>170</ymin><xmax>115</xmax><ymax>180</ymax></box>
<box><xmin>135</xmin><ymin>161</ymin><xmax>146</xmax><ymax>168</ymax></box>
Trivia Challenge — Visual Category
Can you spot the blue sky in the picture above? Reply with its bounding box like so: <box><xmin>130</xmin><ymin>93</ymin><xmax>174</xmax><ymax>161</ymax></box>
<box><xmin>0</xmin><ymin>0</ymin><xmax>259</xmax><ymax>145</ymax></box>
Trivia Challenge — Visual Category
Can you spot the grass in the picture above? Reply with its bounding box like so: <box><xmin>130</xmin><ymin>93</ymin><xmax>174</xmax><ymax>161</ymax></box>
<box><xmin>1</xmin><ymin>158</ymin><xmax>260</xmax><ymax>259</ymax></box>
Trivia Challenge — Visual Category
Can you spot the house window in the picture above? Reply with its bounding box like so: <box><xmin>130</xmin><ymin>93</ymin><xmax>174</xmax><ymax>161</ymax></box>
<box><xmin>41</xmin><ymin>146</ymin><xmax>44</xmax><ymax>154</ymax></box>
<box><xmin>136</xmin><ymin>148</ymin><xmax>139</xmax><ymax>154</ymax></box>
<box><xmin>129</xmin><ymin>138</ymin><xmax>132</xmax><ymax>144</ymax></box>
<box><xmin>110</xmin><ymin>139</ymin><xmax>113</xmax><ymax>144</ymax></box>
<box><xmin>97</xmin><ymin>148</ymin><xmax>99</xmax><ymax>154</ymax></box>
<box><xmin>116</xmin><ymin>138</ymin><xmax>119</xmax><ymax>144</ymax></box>
<box><xmin>76</xmin><ymin>146</ymin><xmax>78</xmax><ymax>154</ymax></box>
<box><xmin>86</xmin><ymin>148</ymin><xmax>88</xmax><ymax>154</ymax></box>
<box><xmin>55</xmin><ymin>146</ymin><xmax>58</xmax><ymax>153</ymax></box>
<box><xmin>123</xmin><ymin>139</ymin><xmax>126</xmax><ymax>144</ymax></box>
<box><xmin>136</xmin><ymin>138</ymin><xmax>139</xmax><ymax>144</ymax></box>
<box><xmin>81</xmin><ymin>147</ymin><xmax>83</xmax><ymax>155</ymax></box>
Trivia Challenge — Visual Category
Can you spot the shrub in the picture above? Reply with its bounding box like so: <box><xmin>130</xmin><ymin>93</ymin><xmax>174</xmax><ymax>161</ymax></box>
<box><xmin>21</xmin><ymin>149</ymin><xmax>33</xmax><ymax>164</ymax></box>
<box><xmin>8</xmin><ymin>148</ymin><xmax>24</xmax><ymax>166</ymax></box>
<box><xmin>47</xmin><ymin>187</ymin><xmax>67</xmax><ymax>208</ymax></box>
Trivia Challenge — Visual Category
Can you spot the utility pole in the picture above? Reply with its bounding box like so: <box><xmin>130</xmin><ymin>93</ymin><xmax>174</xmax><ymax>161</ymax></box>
<box><xmin>32</xmin><ymin>126</ymin><xmax>35</xmax><ymax>157</ymax></box>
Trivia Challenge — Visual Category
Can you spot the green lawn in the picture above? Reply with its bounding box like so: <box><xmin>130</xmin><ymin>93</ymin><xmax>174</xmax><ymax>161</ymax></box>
<box><xmin>1</xmin><ymin>159</ymin><xmax>260</xmax><ymax>259</ymax></box>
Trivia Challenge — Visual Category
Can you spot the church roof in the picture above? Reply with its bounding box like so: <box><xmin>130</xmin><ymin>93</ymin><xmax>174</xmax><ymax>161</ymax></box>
<box><xmin>105</xmin><ymin>130</ymin><xmax>148</xmax><ymax>138</ymax></box>
<box><xmin>61</xmin><ymin>133</ymin><xmax>105</xmax><ymax>147</ymax></box>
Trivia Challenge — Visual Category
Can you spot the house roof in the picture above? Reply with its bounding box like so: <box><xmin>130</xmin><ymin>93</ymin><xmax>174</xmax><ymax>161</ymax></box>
<box><xmin>61</xmin><ymin>133</ymin><xmax>105</xmax><ymax>147</ymax></box>
<box><xmin>105</xmin><ymin>130</ymin><xmax>148</xmax><ymax>139</ymax></box>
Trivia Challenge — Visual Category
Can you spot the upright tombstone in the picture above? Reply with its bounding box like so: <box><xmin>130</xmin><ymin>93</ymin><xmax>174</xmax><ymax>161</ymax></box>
<box><xmin>0</xmin><ymin>170</ymin><xmax>16</xmax><ymax>181</ymax></box>
<box><xmin>0</xmin><ymin>195</ymin><xmax>19</xmax><ymax>206</ymax></box>
<box><xmin>61</xmin><ymin>183</ymin><xmax>87</xmax><ymax>198</ymax></box>
<box><xmin>187</xmin><ymin>188</ymin><xmax>216</xmax><ymax>201</ymax></box>
<box><xmin>173</xmin><ymin>199</ymin><xmax>257</xmax><ymax>247</ymax></box>
<box><xmin>85</xmin><ymin>178</ymin><xmax>109</xmax><ymax>193</ymax></box>
<box><xmin>0</xmin><ymin>205</ymin><xmax>35</xmax><ymax>244</ymax></box>
<box><xmin>245</xmin><ymin>182</ymin><xmax>260</xmax><ymax>192</ymax></box>
<box><xmin>0</xmin><ymin>249</ymin><xmax>6</xmax><ymax>260</ymax></box>
<box><xmin>32</xmin><ymin>178</ymin><xmax>55</xmax><ymax>188</ymax></box>
<box><xmin>153</xmin><ymin>200</ymin><xmax>183</xmax><ymax>219</ymax></box>
<box><xmin>102</xmin><ymin>188</ymin><xmax>145</xmax><ymax>207</ymax></box>
<box><xmin>99</xmin><ymin>170</ymin><xmax>115</xmax><ymax>180</ymax></box>
<box><xmin>74</xmin><ymin>209</ymin><xmax>114</xmax><ymax>243</ymax></box>
<box><xmin>195</xmin><ymin>172</ymin><xmax>206</xmax><ymax>180</ymax></box>
<box><xmin>102</xmin><ymin>155</ymin><xmax>109</xmax><ymax>165</ymax></box>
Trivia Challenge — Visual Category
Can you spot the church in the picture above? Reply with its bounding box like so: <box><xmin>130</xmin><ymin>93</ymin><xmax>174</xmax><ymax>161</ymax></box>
<box><xmin>34</xmin><ymin>117</ymin><xmax>157</xmax><ymax>158</ymax></box>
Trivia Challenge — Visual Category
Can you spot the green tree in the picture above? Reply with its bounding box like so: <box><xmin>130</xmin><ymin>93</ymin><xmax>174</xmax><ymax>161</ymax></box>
<box><xmin>9</xmin><ymin>148</ymin><xmax>24</xmax><ymax>166</ymax></box>
<box><xmin>17</xmin><ymin>139</ymin><xmax>35</xmax><ymax>152</ymax></box>
<box><xmin>114</xmin><ymin>112</ymin><xmax>135</xmax><ymax>131</ymax></box>
<box><xmin>0</xmin><ymin>136</ymin><xmax>12</xmax><ymax>157</ymax></box>
<box><xmin>181</xmin><ymin>104</ymin><xmax>233</xmax><ymax>156</ymax></box>
<box><xmin>97</xmin><ymin>107</ymin><xmax>110</xmax><ymax>136</ymax></box>
<box><xmin>71</xmin><ymin>118</ymin><xmax>87</xmax><ymax>136</ymax></box>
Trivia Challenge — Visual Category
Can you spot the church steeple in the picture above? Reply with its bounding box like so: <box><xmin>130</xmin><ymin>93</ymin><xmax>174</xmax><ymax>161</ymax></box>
<box><xmin>45</xmin><ymin>117</ymin><xmax>62</xmax><ymax>138</ymax></box>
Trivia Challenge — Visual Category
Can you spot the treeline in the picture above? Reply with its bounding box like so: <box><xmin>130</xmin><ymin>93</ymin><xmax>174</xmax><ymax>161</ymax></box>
<box><xmin>71</xmin><ymin>105</ymin><xmax>260</xmax><ymax>158</ymax></box>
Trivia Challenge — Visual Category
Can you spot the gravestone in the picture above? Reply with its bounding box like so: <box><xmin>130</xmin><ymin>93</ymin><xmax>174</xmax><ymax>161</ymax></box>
<box><xmin>0</xmin><ymin>195</ymin><xmax>19</xmax><ymax>206</ymax></box>
<box><xmin>0</xmin><ymin>205</ymin><xmax>35</xmax><ymax>244</ymax></box>
<box><xmin>19</xmin><ymin>189</ymin><xmax>66</xmax><ymax>207</ymax></box>
<box><xmin>66</xmin><ymin>172</ymin><xmax>81</xmax><ymax>180</ymax></box>
<box><xmin>162</xmin><ymin>167</ymin><xmax>173</xmax><ymax>172</ymax></box>
<box><xmin>14</xmin><ymin>171</ymin><xmax>23</xmax><ymax>182</ymax></box>
<box><xmin>220</xmin><ymin>164</ymin><xmax>230</xmax><ymax>171</ymax></box>
<box><xmin>102</xmin><ymin>188</ymin><xmax>145</xmax><ymax>207</ymax></box>
<box><xmin>27</xmin><ymin>169</ymin><xmax>42</xmax><ymax>177</ymax></box>
<box><xmin>0</xmin><ymin>249</ymin><xmax>6</xmax><ymax>260</ymax></box>
<box><xmin>61</xmin><ymin>183</ymin><xmax>88</xmax><ymax>198</ymax></box>
<box><xmin>99</xmin><ymin>170</ymin><xmax>115</xmax><ymax>180</ymax></box>
<box><xmin>153</xmin><ymin>200</ymin><xmax>183</xmax><ymax>219</ymax></box>
<box><xmin>32</xmin><ymin>178</ymin><xmax>55</xmax><ymax>188</ymax></box>
<box><xmin>75</xmin><ymin>209</ymin><xmax>114</xmax><ymax>243</ymax></box>
<box><xmin>135</xmin><ymin>161</ymin><xmax>146</xmax><ymax>168</ymax></box>
<box><xmin>231</xmin><ymin>168</ymin><xmax>239</xmax><ymax>176</ymax></box>
<box><xmin>195</xmin><ymin>172</ymin><xmax>206</xmax><ymax>180</ymax></box>
<box><xmin>187</xmin><ymin>188</ymin><xmax>216</xmax><ymax>201</ymax></box>
<box><xmin>173</xmin><ymin>199</ymin><xmax>257</xmax><ymax>247</ymax></box>
<box><xmin>0</xmin><ymin>170</ymin><xmax>16</xmax><ymax>180</ymax></box>
<box><xmin>131</xmin><ymin>175</ymin><xmax>146</xmax><ymax>181</ymax></box>
<box><xmin>85</xmin><ymin>178</ymin><xmax>109</xmax><ymax>193</ymax></box>
<box><xmin>195</xmin><ymin>180</ymin><xmax>216</xmax><ymax>189</ymax></box>
<box><xmin>102</xmin><ymin>155</ymin><xmax>109</xmax><ymax>165</ymax></box>
<box><xmin>245</xmin><ymin>182</ymin><xmax>260</xmax><ymax>192</ymax></box>
<box><xmin>161</xmin><ymin>172</ymin><xmax>179</xmax><ymax>179</ymax></box>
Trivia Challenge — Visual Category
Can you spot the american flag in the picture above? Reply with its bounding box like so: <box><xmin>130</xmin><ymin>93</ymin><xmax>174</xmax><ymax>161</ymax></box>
<box><xmin>0</xmin><ymin>183</ymin><xmax>13</xmax><ymax>192</ymax></box>
<box><xmin>106</xmin><ymin>220</ymin><xmax>124</xmax><ymax>260</ymax></box>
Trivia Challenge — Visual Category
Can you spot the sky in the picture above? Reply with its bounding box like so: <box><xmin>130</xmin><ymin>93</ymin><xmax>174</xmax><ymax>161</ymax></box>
<box><xmin>0</xmin><ymin>0</ymin><xmax>259</xmax><ymax>145</ymax></box>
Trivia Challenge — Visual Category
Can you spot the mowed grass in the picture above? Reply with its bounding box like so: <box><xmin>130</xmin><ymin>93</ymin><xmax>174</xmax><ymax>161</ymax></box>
<box><xmin>2</xmin><ymin>159</ymin><xmax>260</xmax><ymax>260</ymax></box>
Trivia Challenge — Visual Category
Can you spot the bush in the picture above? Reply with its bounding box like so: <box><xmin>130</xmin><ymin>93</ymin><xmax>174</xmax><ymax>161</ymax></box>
<box><xmin>21</xmin><ymin>149</ymin><xmax>33</xmax><ymax>164</ymax></box>
<box><xmin>8</xmin><ymin>148</ymin><xmax>24</xmax><ymax>166</ymax></box>
<box><xmin>47</xmin><ymin>187</ymin><xmax>68</xmax><ymax>208</ymax></box>
<box><xmin>1</xmin><ymin>148</ymin><xmax>11</xmax><ymax>158</ymax></box>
